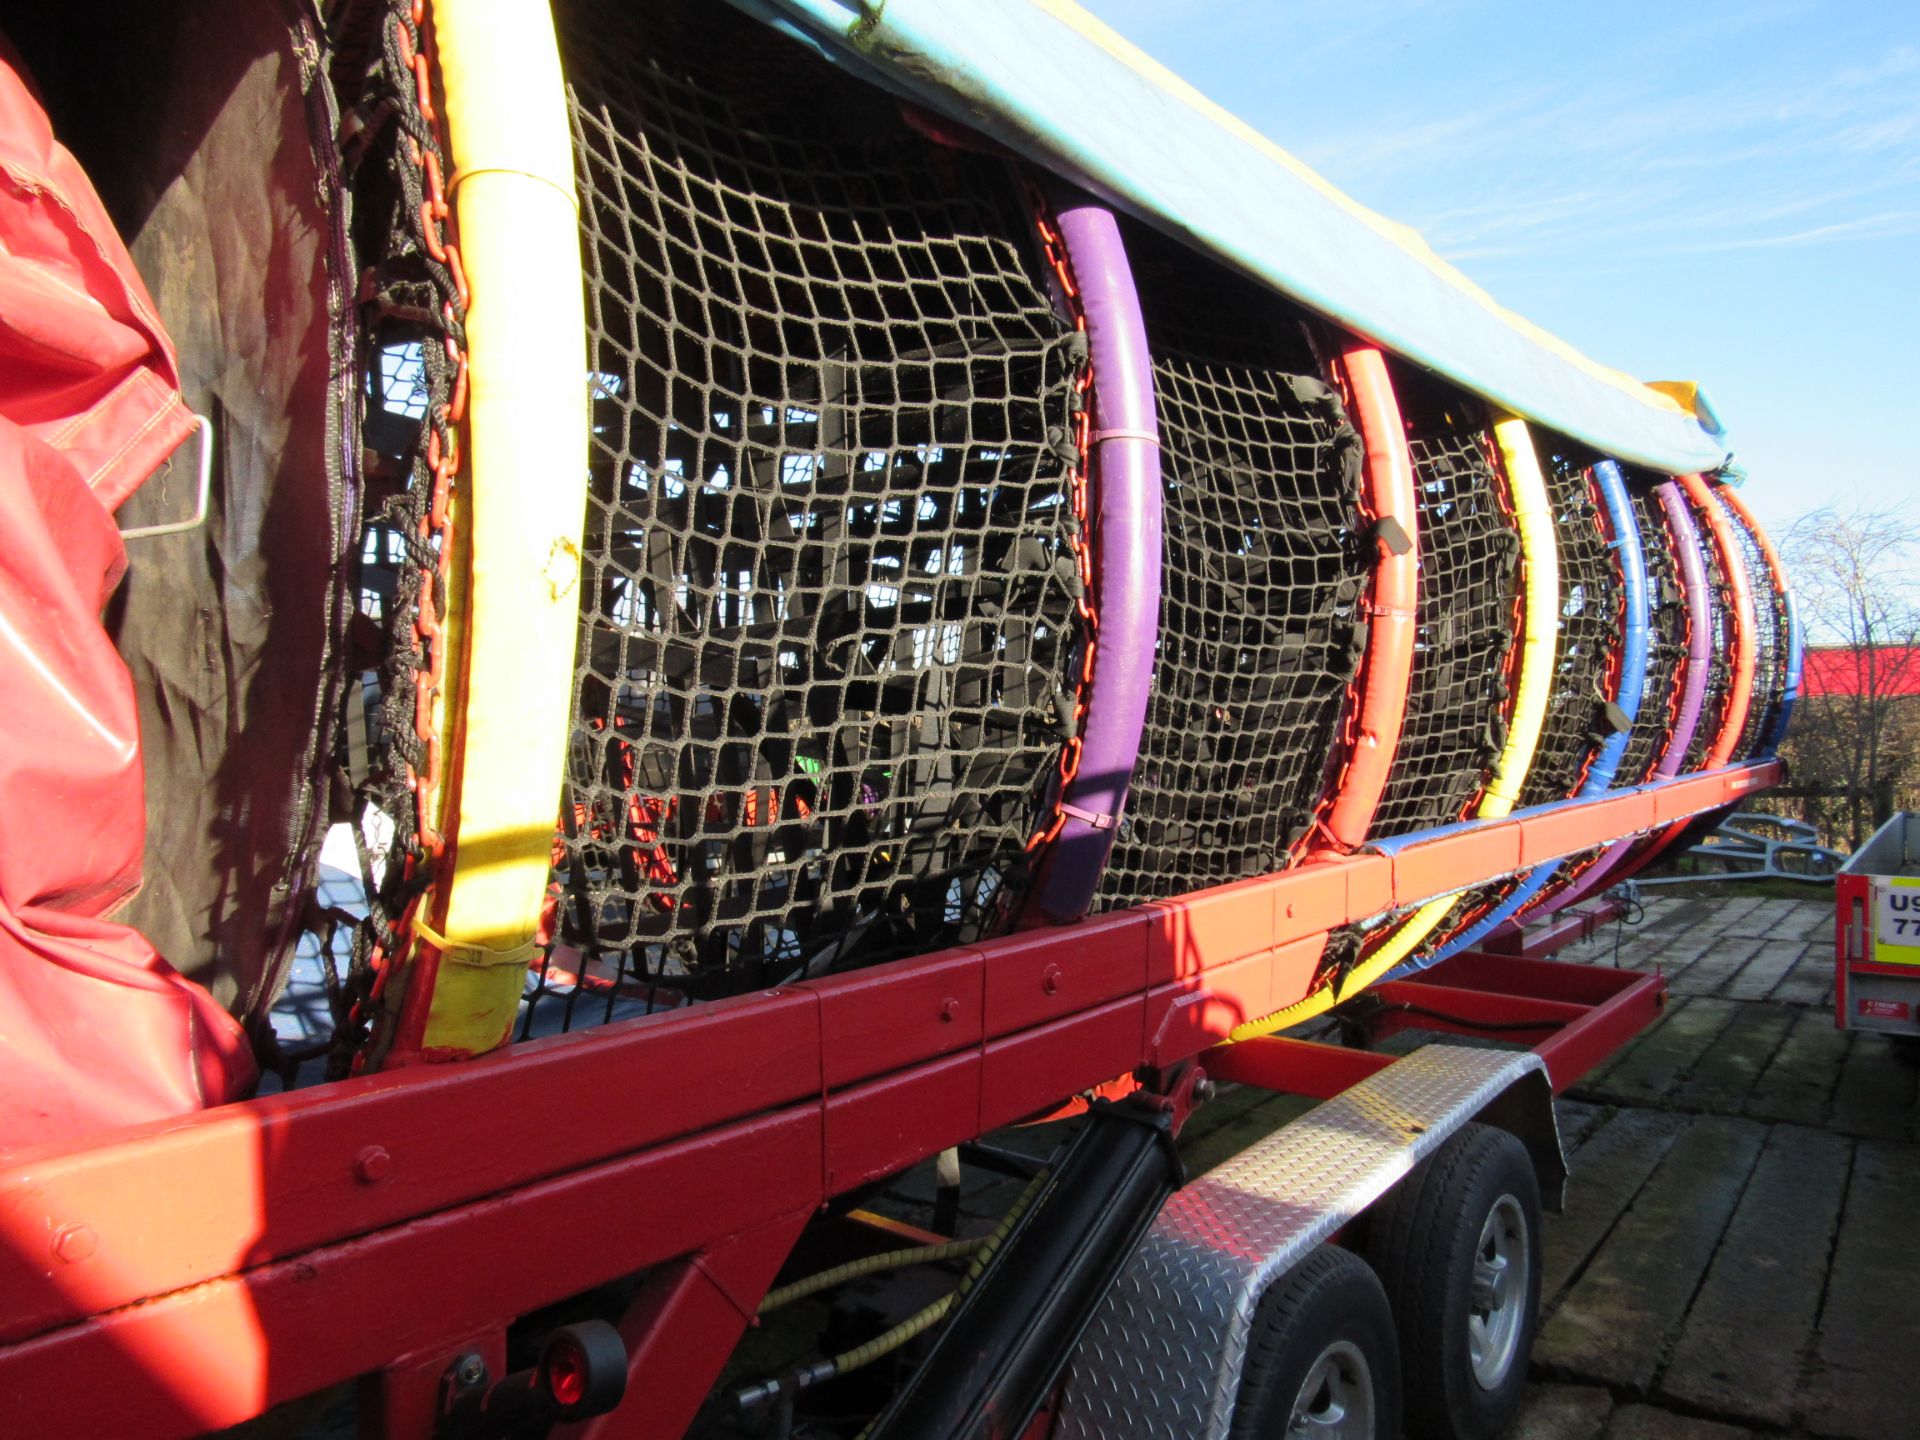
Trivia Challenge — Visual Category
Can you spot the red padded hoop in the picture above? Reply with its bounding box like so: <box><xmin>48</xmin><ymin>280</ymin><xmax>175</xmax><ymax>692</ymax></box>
<box><xmin>1678</xmin><ymin>473</ymin><xmax>1757</xmax><ymax>769</ymax></box>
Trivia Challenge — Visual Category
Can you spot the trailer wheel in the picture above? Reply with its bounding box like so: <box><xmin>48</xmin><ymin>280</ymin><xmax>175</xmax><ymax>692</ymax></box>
<box><xmin>1364</xmin><ymin>1122</ymin><xmax>1541</xmax><ymax>1440</ymax></box>
<box><xmin>1229</xmin><ymin>1244</ymin><xmax>1400</xmax><ymax>1439</ymax></box>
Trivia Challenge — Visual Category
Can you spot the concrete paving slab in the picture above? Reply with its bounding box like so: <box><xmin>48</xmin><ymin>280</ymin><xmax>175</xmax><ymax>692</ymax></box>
<box><xmin>1781</xmin><ymin>901</ymin><xmax>1837</xmax><ymax>943</ymax></box>
<box><xmin>1658</xmin><ymin>1125</ymin><xmax>1850</xmax><ymax>1427</ymax></box>
<box><xmin>1670</xmin><ymin>1003</ymin><xmax>1797</xmax><ymax>1115</ymax></box>
<box><xmin>1510</xmin><ymin>1382</ymin><xmax>1615</xmax><ymax>1440</ymax></box>
<box><xmin>1697</xmin><ymin>896</ymin><xmax>1767</xmax><ymax>933</ymax></box>
<box><xmin>1768</xmin><ymin>943</ymin><xmax>1837</xmax><ymax>1008</ymax></box>
<box><xmin>1722</xmin><ymin>939</ymin><xmax>1817</xmax><ymax>1002</ymax></box>
<box><xmin>1536</xmin><ymin>1116</ymin><xmax>1766</xmax><ymax>1392</ymax></box>
<box><xmin>1618</xmin><ymin>912</ymin><xmax>1728</xmax><ymax>974</ymax></box>
<box><xmin>1604</xmin><ymin>1402</ymin><xmax>1751</xmax><ymax>1440</ymax></box>
<box><xmin>1581</xmin><ymin>998</ymin><xmax>1738</xmax><ymax>1105</ymax></box>
<box><xmin>1555</xmin><ymin>1097</ymin><xmax>1610</xmax><ymax>1154</ymax></box>
<box><xmin>1720</xmin><ymin>896</ymin><xmax>1809</xmax><ymax>940</ymax></box>
<box><xmin>1803</xmin><ymin>1140</ymin><xmax>1920</xmax><ymax>1440</ymax></box>
<box><xmin>1510</xmin><ymin>897</ymin><xmax>1915</xmax><ymax>1437</ymax></box>
<box><xmin>1667</xmin><ymin>938</ymin><xmax>1765</xmax><ymax>998</ymax></box>
<box><xmin>1829</xmin><ymin>1034</ymin><xmax>1919</xmax><ymax>1142</ymax></box>
<box><xmin>1744</xmin><ymin>1008</ymin><xmax>1850</xmax><ymax>1128</ymax></box>
<box><xmin>1541</xmin><ymin>1107</ymin><xmax>1690</xmax><ymax>1303</ymax></box>
<box><xmin>1651</xmin><ymin>945</ymin><xmax>1719</xmax><ymax>991</ymax></box>
<box><xmin>1634</xmin><ymin>898</ymin><xmax>1721</xmax><ymax>939</ymax></box>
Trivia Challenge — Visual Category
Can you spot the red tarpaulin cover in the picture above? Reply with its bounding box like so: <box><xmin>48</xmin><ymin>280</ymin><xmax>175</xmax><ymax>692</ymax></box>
<box><xmin>1</xmin><ymin>54</ymin><xmax>255</xmax><ymax>1150</ymax></box>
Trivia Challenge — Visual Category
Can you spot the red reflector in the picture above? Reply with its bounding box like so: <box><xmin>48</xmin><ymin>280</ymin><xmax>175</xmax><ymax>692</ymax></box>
<box><xmin>546</xmin><ymin>1340</ymin><xmax>587</xmax><ymax>1408</ymax></box>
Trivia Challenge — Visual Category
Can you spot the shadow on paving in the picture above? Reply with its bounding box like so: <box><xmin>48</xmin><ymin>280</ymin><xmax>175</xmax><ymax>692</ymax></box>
<box><xmin>1516</xmin><ymin>893</ymin><xmax>1920</xmax><ymax>1440</ymax></box>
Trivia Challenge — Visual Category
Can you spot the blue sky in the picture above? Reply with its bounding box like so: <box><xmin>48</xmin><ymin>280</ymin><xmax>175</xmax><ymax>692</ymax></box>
<box><xmin>1076</xmin><ymin>0</ymin><xmax>1918</xmax><ymax>539</ymax></box>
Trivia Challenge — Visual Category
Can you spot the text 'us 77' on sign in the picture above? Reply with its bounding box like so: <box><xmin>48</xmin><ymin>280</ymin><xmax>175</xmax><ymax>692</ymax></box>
<box><xmin>1873</xmin><ymin>877</ymin><xmax>1920</xmax><ymax>963</ymax></box>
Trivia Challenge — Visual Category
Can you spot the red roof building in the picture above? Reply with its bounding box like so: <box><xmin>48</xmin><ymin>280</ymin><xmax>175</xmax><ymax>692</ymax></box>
<box><xmin>1800</xmin><ymin>645</ymin><xmax>1920</xmax><ymax>698</ymax></box>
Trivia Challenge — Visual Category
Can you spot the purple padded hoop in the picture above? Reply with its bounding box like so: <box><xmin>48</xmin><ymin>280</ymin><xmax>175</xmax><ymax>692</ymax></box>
<box><xmin>1032</xmin><ymin>199</ymin><xmax>1162</xmax><ymax>920</ymax></box>
<box><xmin>1508</xmin><ymin>477</ymin><xmax>1712</xmax><ymax>923</ymax></box>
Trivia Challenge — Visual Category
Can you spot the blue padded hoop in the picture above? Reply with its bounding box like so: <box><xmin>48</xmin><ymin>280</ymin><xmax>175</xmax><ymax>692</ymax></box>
<box><xmin>1765</xmin><ymin>584</ymin><xmax>1802</xmax><ymax>756</ymax></box>
<box><xmin>1391</xmin><ymin>458</ymin><xmax>1649</xmax><ymax>975</ymax></box>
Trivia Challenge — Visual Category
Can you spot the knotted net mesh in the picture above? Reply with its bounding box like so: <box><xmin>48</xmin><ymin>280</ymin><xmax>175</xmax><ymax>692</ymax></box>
<box><xmin>1615</xmin><ymin>482</ymin><xmax>1688</xmax><ymax>785</ymax></box>
<box><xmin>1093</xmin><ymin>225</ymin><xmax>1368</xmax><ymax>911</ymax></box>
<box><xmin>1517</xmin><ymin>450</ymin><xmax>1623</xmax><ymax>809</ymax></box>
<box><xmin>1422</xmin><ymin>448</ymin><xmax>1624</xmax><ymax>952</ymax></box>
<box><xmin>1719</xmin><ymin>496</ymin><xmax>1785</xmax><ymax>759</ymax></box>
<box><xmin>535</xmin><ymin>0</ymin><xmax>1088</xmax><ymax>1020</ymax></box>
<box><xmin>1366</xmin><ymin>372</ymin><xmax>1521</xmax><ymax>839</ymax></box>
<box><xmin>1514</xmin><ymin>477</ymin><xmax>1689</xmax><ymax>923</ymax></box>
<box><xmin>1685</xmin><ymin>491</ymin><xmax>1735</xmax><ymax>772</ymax></box>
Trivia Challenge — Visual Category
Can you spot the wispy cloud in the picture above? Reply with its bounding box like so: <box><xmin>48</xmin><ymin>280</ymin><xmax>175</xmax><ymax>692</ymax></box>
<box><xmin>1280</xmin><ymin>26</ymin><xmax>1920</xmax><ymax>268</ymax></box>
<box><xmin>1079</xmin><ymin>0</ymin><xmax>1919</xmax><ymax>262</ymax></box>
<box><xmin>1074</xmin><ymin>0</ymin><xmax>1920</xmax><ymax>531</ymax></box>
<box><xmin>1658</xmin><ymin>211</ymin><xmax>1920</xmax><ymax>253</ymax></box>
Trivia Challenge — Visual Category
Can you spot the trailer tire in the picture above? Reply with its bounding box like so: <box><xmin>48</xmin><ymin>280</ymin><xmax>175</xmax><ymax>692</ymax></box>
<box><xmin>1229</xmin><ymin>1244</ymin><xmax>1400</xmax><ymax>1440</ymax></box>
<box><xmin>1364</xmin><ymin>1122</ymin><xmax>1541</xmax><ymax>1440</ymax></box>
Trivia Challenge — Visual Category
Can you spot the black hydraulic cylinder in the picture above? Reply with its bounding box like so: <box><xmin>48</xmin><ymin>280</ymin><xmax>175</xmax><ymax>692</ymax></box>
<box><xmin>864</xmin><ymin>1098</ymin><xmax>1185</xmax><ymax>1440</ymax></box>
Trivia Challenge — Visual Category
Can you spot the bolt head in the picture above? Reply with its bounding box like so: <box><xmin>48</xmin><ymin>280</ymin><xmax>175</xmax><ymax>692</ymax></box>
<box><xmin>455</xmin><ymin>1354</ymin><xmax>487</xmax><ymax>1387</ymax></box>
<box><xmin>939</xmin><ymin>996</ymin><xmax>960</xmax><ymax>1023</ymax></box>
<box><xmin>354</xmin><ymin>1145</ymin><xmax>392</xmax><ymax>1184</ymax></box>
<box><xmin>53</xmin><ymin>1224</ymin><xmax>96</xmax><ymax>1265</ymax></box>
<box><xmin>1042</xmin><ymin>964</ymin><xmax>1063</xmax><ymax>995</ymax></box>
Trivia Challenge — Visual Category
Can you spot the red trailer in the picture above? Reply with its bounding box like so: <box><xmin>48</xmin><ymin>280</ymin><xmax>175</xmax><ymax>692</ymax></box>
<box><xmin>1835</xmin><ymin>813</ymin><xmax>1920</xmax><ymax>1036</ymax></box>
<box><xmin>0</xmin><ymin>0</ymin><xmax>1792</xmax><ymax>1436</ymax></box>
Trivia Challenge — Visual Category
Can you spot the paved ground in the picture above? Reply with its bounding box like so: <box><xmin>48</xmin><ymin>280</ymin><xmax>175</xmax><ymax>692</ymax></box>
<box><xmin>1517</xmin><ymin>891</ymin><xmax>1919</xmax><ymax>1440</ymax></box>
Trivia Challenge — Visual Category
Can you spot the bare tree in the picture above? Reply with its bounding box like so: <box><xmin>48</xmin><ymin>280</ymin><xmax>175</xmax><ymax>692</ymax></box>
<box><xmin>1780</xmin><ymin>503</ymin><xmax>1920</xmax><ymax>847</ymax></box>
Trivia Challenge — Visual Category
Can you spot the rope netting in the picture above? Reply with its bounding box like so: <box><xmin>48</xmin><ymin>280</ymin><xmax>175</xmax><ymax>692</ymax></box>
<box><xmin>1365</xmin><ymin>372</ymin><xmax>1521</xmax><ymax>839</ymax></box>
<box><xmin>292</xmin><ymin>0</ymin><xmax>469</xmax><ymax>1081</ymax></box>
<box><xmin>1614</xmin><ymin>482</ymin><xmax>1688</xmax><ymax>785</ymax></box>
<box><xmin>284</xmin><ymin>1</ymin><xmax>1782</xmax><ymax>1080</ymax></box>
<box><xmin>1093</xmin><ymin>225</ymin><xmax>1368</xmax><ymax>911</ymax></box>
<box><xmin>1417</xmin><ymin>446</ymin><xmax>1623</xmax><ymax>956</ymax></box>
<box><xmin>1684</xmin><ymin>490</ymin><xmax>1735</xmax><ymax>772</ymax></box>
<box><xmin>1507</xmin><ymin>476</ymin><xmax>1684</xmax><ymax>940</ymax></box>
<box><xmin>1719</xmin><ymin>496</ymin><xmax>1785</xmax><ymax>759</ymax></box>
<box><xmin>1516</xmin><ymin>450</ymin><xmax>1622</xmax><ymax>808</ymax></box>
<box><xmin>533</xmin><ymin>0</ymin><xmax>1089</xmax><ymax>1019</ymax></box>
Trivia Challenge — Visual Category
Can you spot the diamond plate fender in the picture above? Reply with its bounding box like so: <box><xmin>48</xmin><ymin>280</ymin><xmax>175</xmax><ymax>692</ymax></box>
<box><xmin>1055</xmin><ymin>1045</ymin><xmax>1564</xmax><ymax>1440</ymax></box>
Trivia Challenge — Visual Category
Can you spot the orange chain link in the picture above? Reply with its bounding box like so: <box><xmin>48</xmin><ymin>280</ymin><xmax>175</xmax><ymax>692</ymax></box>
<box><xmin>1297</xmin><ymin>352</ymin><xmax>1380</xmax><ymax>862</ymax></box>
<box><xmin>340</xmin><ymin>0</ymin><xmax>473</xmax><ymax>1069</ymax></box>
<box><xmin>1021</xmin><ymin>200</ymin><xmax>1099</xmax><ymax>856</ymax></box>
<box><xmin>391</xmin><ymin>0</ymin><xmax>468</xmax><ymax>866</ymax></box>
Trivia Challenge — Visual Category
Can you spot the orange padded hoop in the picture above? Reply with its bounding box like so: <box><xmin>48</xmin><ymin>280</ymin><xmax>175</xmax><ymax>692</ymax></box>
<box><xmin>1314</xmin><ymin>343</ymin><xmax>1417</xmax><ymax>853</ymax></box>
<box><xmin>1678</xmin><ymin>473</ymin><xmax>1756</xmax><ymax>769</ymax></box>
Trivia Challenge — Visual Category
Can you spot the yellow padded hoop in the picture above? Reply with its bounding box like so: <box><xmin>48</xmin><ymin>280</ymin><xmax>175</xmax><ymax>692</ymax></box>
<box><xmin>408</xmin><ymin>0</ymin><xmax>589</xmax><ymax>1057</ymax></box>
<box><xmin>1227</xmin><ymin>413</ymin><xmax>1557</xmax><ymax>1041</ymax></box>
